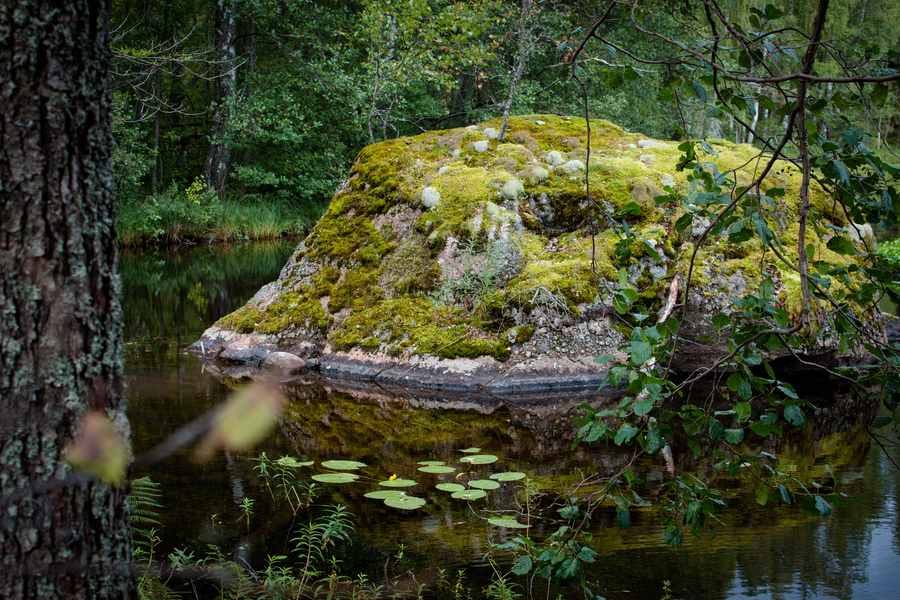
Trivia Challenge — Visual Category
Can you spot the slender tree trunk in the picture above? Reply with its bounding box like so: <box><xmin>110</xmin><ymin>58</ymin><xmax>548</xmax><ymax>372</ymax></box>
<box><xmin>205</xmin><ymin>0</ymin><xmax>237</xmax><ymax>195</ymax></box>
<box><xmin>0</xmin><ymin>1</ymin><xmax>136</xmax><ymax>599</ymax></box>
<box><xmin>499</xmin><ymin>0</ymin><xmax>533</xmax><ymax>142</ymax></box>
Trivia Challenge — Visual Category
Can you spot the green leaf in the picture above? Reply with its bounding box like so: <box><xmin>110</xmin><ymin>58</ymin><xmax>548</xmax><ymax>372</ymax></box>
<box><xmin>675</xmin><ymin>212</ymin><xmax>694</xmax><ymax>233</ymax></box>
<box><xmin>633</xmin><ymin>397</ymin><xmax>654</xmax><ymax>416</ymax></box>
<box><xmin>321</xmin><ymin>460</ymin><xmax>367</xmax><ymax>470</ymax></box>
<box><xmin>814</xmin><ymin>495</ymin><xmax>833</xmax><ymax>517</ymax></box>
<box><xmin>692</xmin><ymin>81</ymin><xmax>708</xmax><ymax>103</ymax></box>
<box><xmin>733</xmin><ymin>402</ymin><xmax>752</xmax><ymax>423</ymax></box>
<box><xmin>871</xmin><ymin>83</ymin><xmax>889</xmax><ymax>107</ymax></box>
<box><xmin>726</xmin><ymin>372</ymin><xmax>743</xmax><ymax>392</ymax></box>
<box><xmin>459</xmin><ymin>447</ymin><xmax>481</xmax><ymax>453</ymax></box>
<box><xmin>826</xmin><ymin>236</ymin><xmax>857</xmax><ymax>256</ymax></box>
<box><xmin>617</xmin><ymin>507</ymin><xmax>631</xmax><ymax>530</ymax></box>
<box><xmin>418</xmin><ymin>465</ymin><xmax>456</xmax><ymax>474</ymax></box>
<box><xmin>709</xmin><ymin>419</ymin><xmax>725</xmax><ymax>440</ymax></box>
<box><xmin>665</xmin><ymin>529</ymin><xmax>684</xmax><ymax>548</ymax></box>
<box><xmin>756</xmin><ymin>484</ymin><xmax>769</xmax><ymax>506</ymax></box>
<box><xmin>384</xmin><ymin>495</ymin><xmax>426</xmax><ymax>510</ymax></box>
<box><xmin>468</xmin><ymin>479</ymin><xmax>500</xmax><ymax>490</ymax></box>
<box><xmin>614</xmin><ymin>425</ymin><xmax>639</xmax><ymax>445</ymax></box>
<box><xmin>712</xmin><ymin>313</ymin><xmax>730</xmax><ymax>329</ymax></box>
<box><xmin>435</xmin><ymin>483</ymin><xmax>466</xmax><ymax>492</ymax></box>
<box><xmin>872</xmin><ymin>416</ymin><xmax>893</xmax><ymax>429</ymax></box>
<box><xmin>459</xmin><ymin>454</ymin><xmax>498</xmax><ymax>465</ymax></box>
<box><xmin>779</xmin><ymin>484</ymin><xmax>792</xmax><ymax>504</ymax></box>
<box><xmin>364</xmin><ymin>490</ymin><xmax>407</xmax><ymax>500</ymax></box>
<box><xmin>311</xmin><ymin>473</ymin><xmax>359</xmax><ymax>484</ymax></box>
<box><xmin>784</xmin><ymin>405</ymin><xmax>805</xmax><ymax>427</ymax></box>
<box><xmin>749</xmin><ymin>421</ymin><xmax>771</xmax><ymax>436</ymax></box>
<box><xmin>629</xmin><ymin>341</ymin><xmax>653</xmax><ymax>365</ymax></box>
<box><xmin>724</xmin><ymin>429</ymin><xmax>744</xmax><ymax>444</ymax></box>
<box><xmin>451</xmin><ymin>489</ymin><xmax>486</xmax><ymax>500</ymax></box>
<box><xmin>489</xmin><ymin>517</ymin><xmax>529</xmax><ymax>529</ymax></box>
<box><xmin>511</xmin><ymin>555</ymin><xmax>533</xmax><ymax>575</ymax></box>
<box><xmin>379</xmin><ymin>478</ymin><xmax>417</xmax><ymax>487</ymax></box>
<box><xmin>490</xmin><ymin>472</ymin><xmax>526</xmax><ymax>481</ymax></box>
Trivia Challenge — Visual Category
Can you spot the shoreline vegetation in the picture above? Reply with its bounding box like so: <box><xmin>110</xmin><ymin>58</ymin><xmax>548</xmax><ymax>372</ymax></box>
<box><xmin>116</xmin><ymin>185</ymin><xmax>328</xmax><ymax>246</ymax></box>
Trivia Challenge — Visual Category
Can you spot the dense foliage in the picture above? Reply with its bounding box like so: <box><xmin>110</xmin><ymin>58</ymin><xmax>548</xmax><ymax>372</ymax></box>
<box><xmin>111</xmin><ymin>0</ymin><xmax>900</xmax><ymax>243</ymax></box>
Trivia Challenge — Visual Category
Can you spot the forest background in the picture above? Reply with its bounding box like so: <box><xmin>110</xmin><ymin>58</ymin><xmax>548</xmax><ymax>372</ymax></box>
<box><xmin>113</xmin><ymin>0</ymin><xmax>900</xmax><ymax>244</ymax></box>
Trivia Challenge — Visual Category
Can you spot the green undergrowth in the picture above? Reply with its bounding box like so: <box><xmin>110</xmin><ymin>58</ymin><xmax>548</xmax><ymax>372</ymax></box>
<box><xmin>117</xmin><ymin>186</ymin><xmax>326</xmax><ymax>245</ymax></box>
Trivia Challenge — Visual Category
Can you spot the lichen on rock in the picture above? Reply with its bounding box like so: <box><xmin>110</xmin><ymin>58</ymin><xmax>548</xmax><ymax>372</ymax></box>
<box><xmin>193</xmin><ymin>114</ymin><xmax>873</xmax><ymax>391</ymax></box>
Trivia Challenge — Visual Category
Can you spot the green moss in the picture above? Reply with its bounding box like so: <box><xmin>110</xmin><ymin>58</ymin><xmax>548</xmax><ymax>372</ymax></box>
<box><xmin>215</xmin><ymin>305</ymin><xmax>263</xmax><ymax>333</ymax></box>
<box><xmin>506</xmin><ymin>258</ymin><xmax>596</xmax><ymax>313</ymax></box>
<box><xmin>329</xmin><ymin>298</ymin><xmax>511</xmax><ymax>361</ymax></box>
<box><xmin>328</xmin><ymin>267</ymin><xmax>385</xmax><ymax>313</ymax></box>
<box><xmin>306</xmin><ymin>214</ymin><xmax>393</xmax><ymax>267</ymax></box>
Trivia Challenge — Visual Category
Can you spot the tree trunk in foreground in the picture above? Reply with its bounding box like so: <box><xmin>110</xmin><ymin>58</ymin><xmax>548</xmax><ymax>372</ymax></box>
<box><xmin>0</xmin><ymin>1</ymin><xmax>136</xmax><ymax>598</ymax></box>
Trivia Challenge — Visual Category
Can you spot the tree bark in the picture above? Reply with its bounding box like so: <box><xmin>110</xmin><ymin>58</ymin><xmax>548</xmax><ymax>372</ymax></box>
<box><xmin>204</xmin><ymin>0</ymin><xmax>238</xmax><ymax>195</ymax></box>
<box><xmin>0</xmin><ymin>1</ymin><xmax>136</xmax><ymax>598</ymax></box>
<box><xmin>499</xmin><ymin>0</ymin><xmax>534</xmax><ymax>142</ymax></box>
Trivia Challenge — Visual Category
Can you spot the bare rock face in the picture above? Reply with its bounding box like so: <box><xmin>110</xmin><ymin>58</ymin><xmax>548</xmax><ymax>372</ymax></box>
<box><xmin>190</xmin><ymin>114</ymin><xmax>875</xmax><ymax>395</ymax></box>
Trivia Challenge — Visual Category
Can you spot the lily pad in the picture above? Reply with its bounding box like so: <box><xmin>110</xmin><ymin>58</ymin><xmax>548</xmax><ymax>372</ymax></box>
<box><xmin>384</xmin><ymin>495</ymin><xmax>427</xmax><ymax>510</ymax></box>
<box><xmin>459</xmin><ymin>447</ymin><xmax>481</xmax><ymax>454</ymax></box>
<box><xmin>418</xmin><ymin>460</ymin><xmax>446</xmax><ymax>466</ymax></box>
<box><xmin>364</xmin><ymin>490</ymin><xmax>408</xmax><ymax>500</ymax></box>
<box><xmin>459</xmin><ymin>454</ymin><xmax>498</xmax><ymax>465</ymax></box>
<box><xmin>452</xmin><ymin>489</ymin><xmax>487</xmax><ymax>501</ymax></box>
<box><xmin>488</xmin><ymin>517</ymin><xmax>529</xmax><ymax>529</ymax></box>
<box><xmin>311</xmin><ymin>473</ymin><xmax>359</xmax><ymax>484</ymax></box>
<box><xmin>274</xmin><ymin>457</ymin><xmax>314</xmax><ymax>468</ymax></box>
<box><xmin>468</xmin><ymin>479</ymin><xmax>500</xmax><ymax>490</ymax></box>
<box><xmin>435</xmin><ymin>483</ymin><xmax>466</xmax><ymax>492</ymax></box>
<box><xmin>490</xmin><ymin>472</ymin><xmax>526</xmax><ymax>482</ymax></box>
<box><xmin>378</xmin><ymin>478</ymin><xmax>417</xmax><ymax>487</ymax></box>
<box><xmin>418</xmin><ymin>465</ymin><xmax>456</xmax><ymax>474</ymax></box>
<box><xmin>320</xmin><ymin>460</ymin><xmax>367</xmax><ymax>470</ymax></box>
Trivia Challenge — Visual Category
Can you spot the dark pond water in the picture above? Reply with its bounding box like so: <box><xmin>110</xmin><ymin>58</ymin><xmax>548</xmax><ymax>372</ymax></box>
<box><xmin>122</xmin><ymin>241</ymin><xmax>900</xmax><ymax>599</ymax></box>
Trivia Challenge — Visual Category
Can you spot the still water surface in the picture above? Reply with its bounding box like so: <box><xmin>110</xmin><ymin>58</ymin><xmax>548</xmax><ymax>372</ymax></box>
<box><xmin>122</xmin><ymin>241</ymin><xmax>900</xmax><ymax>599</ymax></box>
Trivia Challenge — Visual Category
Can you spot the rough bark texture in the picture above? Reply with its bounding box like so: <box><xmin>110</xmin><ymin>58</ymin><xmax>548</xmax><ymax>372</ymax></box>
<box><xmin>0</xmin><ymin>1</ymin><xmax>136</xmax><ymax>598</ymax></box>
<box><xmin>204</xmin><ymin>0</ymin><xmax>237</xmax><ymax>194</ymax></box>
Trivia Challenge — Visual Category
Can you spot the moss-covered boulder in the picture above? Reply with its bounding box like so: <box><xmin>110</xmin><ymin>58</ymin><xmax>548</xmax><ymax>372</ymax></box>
<box><xmin>191</xmin><ymin>115</ymin><xmax>872</xmax><ymax>393</ymax></box>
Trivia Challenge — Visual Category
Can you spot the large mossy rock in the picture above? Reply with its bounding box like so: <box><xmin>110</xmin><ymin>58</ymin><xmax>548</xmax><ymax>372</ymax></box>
<box><xmin>192</xmin><ymin>115</ymin><xmax>871</xmax><ymax>394</ymax></box>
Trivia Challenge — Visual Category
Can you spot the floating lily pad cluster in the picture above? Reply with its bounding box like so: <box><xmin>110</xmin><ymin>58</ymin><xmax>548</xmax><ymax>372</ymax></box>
<box><xmin>272</xmin><ymin>448</ymin><xmax>530</xmax><ymax>527</ymax></box>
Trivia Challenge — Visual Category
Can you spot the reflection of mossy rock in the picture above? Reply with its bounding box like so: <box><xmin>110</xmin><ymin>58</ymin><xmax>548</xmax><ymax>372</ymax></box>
<box><xmin>192</xmin><ymin>115</ymin><xmax>871</xmax><ymax>393</ymax></box>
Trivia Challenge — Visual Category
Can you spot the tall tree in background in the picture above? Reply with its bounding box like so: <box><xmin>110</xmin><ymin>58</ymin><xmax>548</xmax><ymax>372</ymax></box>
<box><xmin>205</xmin><ymin>0</ymin><xmax>238</xmax><ymax>194</ymax></box>
<box><xmin>0</xmin><ymin>1</ymin><xmax>136</xmax><ymax>598</ymax></box>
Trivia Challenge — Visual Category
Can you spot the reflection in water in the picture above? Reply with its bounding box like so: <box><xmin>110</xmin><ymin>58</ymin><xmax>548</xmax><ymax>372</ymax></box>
<box><xmin>122</xmin><ymin>242</ymin><xmax>900</xmax><ymax>599</ymax></box>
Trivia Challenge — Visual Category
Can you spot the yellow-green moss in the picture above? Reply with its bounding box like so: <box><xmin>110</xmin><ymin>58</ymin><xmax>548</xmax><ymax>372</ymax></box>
<box><xmin>327</xmin><ymin>267</ymin><xmax>385</xmax><ymax>313</ymax></box>
<box><xmin>329</xmin><ymin>298</ymin><xmax>511</xmax><ymax>360</ymax></box>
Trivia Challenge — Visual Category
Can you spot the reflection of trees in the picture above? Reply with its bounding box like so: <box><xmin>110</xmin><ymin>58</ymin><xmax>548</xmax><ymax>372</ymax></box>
<box><xmin>119</xmin><ymin>241</ymin><xmax>294</xmax><ymax>365</ymax></box>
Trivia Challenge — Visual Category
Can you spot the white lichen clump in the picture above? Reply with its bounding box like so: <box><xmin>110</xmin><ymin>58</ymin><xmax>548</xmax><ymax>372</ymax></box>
<box><xmin>421</xmin><ymin>187</ymin><xmax>441</xmax><ymax>209</ymax></box>
<box><xmin>561</xmin><ymin>160</ymin><xmax>585</xmax><ymax>173</ymax></box>
<box><xmin>527</xmin><ymin>166</ymin><xmax>549</xmax><ymax>183</ymax></box>
<box><xmin>473</xmin><ymin>140</ymin><xmax>489</xmax><ymax>152</ymax></box>
<box><xmin>545</xmin><ymin>150</ymin><xmax>565</xmax><ymax>166</ymax></box>
<box><xmin>483</xmin><ymin>127</ymin><xmax>499</xmax><ymax>139</ymax></box>
<box><xmin>500</xmin><ymin>177</ymin><xmax>524</xmax><ymax>199</ymax></box>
